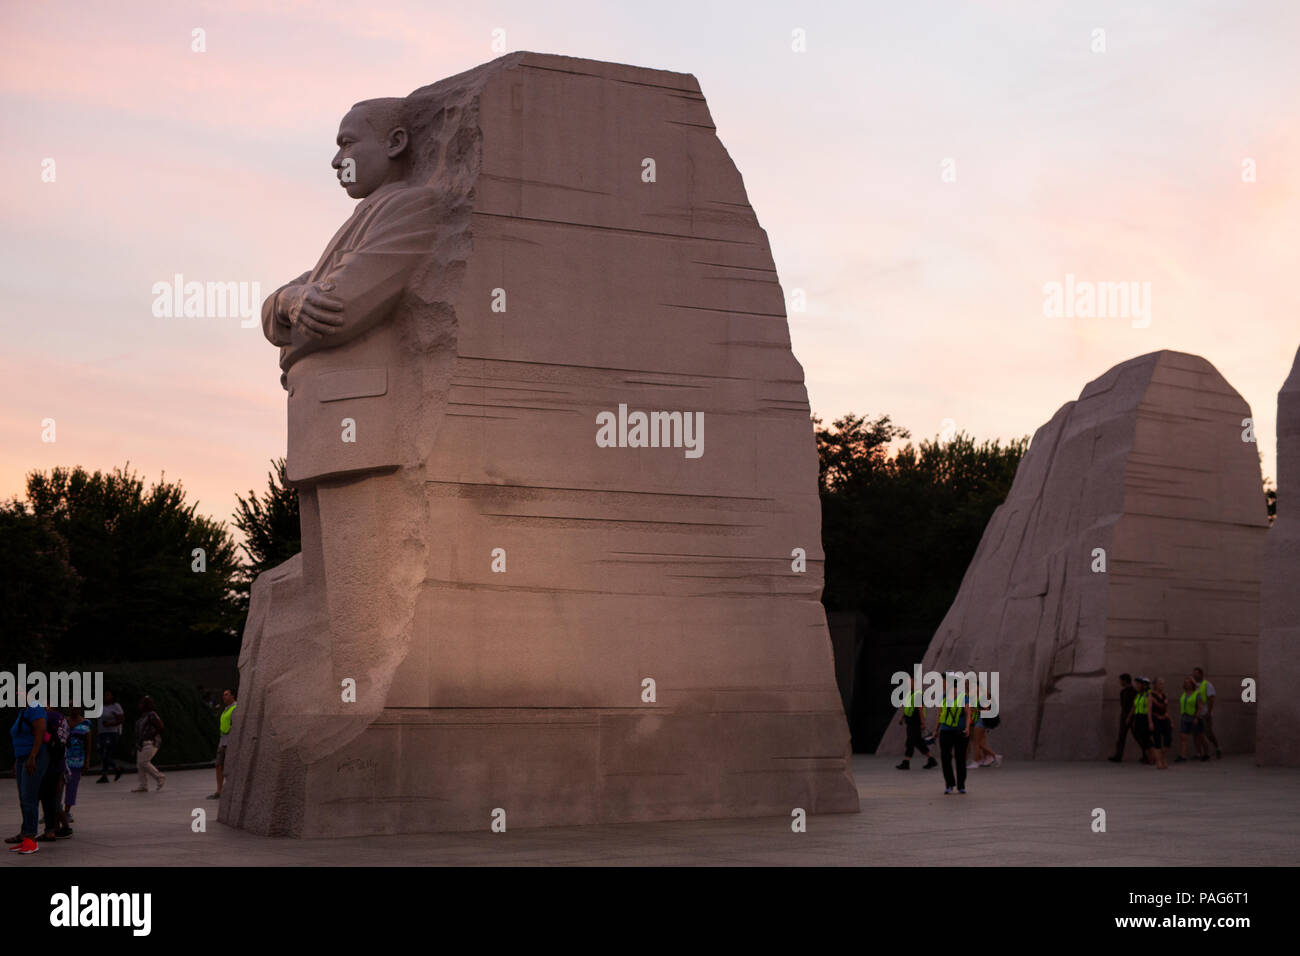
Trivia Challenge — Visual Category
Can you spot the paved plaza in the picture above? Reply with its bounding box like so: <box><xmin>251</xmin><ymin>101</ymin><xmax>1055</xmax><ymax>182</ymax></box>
<box><xmin>5</xmin><ymin>754</ymin><xmax>1296</xmax><ymax>866</ymax></box>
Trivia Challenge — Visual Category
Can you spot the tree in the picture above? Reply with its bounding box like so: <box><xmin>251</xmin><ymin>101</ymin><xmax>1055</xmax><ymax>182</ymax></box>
<box><xmin>0</xmin><ymin>500</ymin><xmax>80</xmax><ymax>668</ymax></box>
<box><xmin>231</xmin><ymin>458</ymin><xmax>301</xmax><ymax>617</ymax></box>
<box><xmin>813</xmin><ymin>413</ymin><xmax>909</xmax><ymax>493</ymax></box>
<box><xmin>814</xmin><ymin>415</ymin><xmax>1028</xmax><ymax>630</ymax></box>
<box><xmin>20</xmin><ymin>465</ymin><xmax>242</xmax><ymax>662</ymax></box>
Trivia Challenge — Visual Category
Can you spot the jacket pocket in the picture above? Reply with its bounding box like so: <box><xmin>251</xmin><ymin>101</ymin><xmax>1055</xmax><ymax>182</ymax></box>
<box><xmin>316</xmin><ymin>367</ymin><xmax>388</xmax><ymax>402</ymax></box>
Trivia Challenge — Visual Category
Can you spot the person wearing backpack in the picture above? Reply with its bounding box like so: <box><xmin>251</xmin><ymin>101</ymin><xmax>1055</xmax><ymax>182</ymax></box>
<box><xmin>6</xmin><ymin>701</ymin><xmax>47</xmax><ymax>855</ymax></box>
<box><xmin>37</xmin><ymin>706</ymin><xmax>73</xmax><ymax>841</ymax></box>
<box><xmin>1129</xmin><ymin>677</ymin><xmax>1161</xmax><ymax>768</ymax></box>
<box><xmin>969</xmin><ymin>710</ymin><xmax>1003</xmax><ymax>768</ymax></box>
<box><xmin>132</xmin><ymin>697</ymin><xmax>166</xmax><ymax>792</ymax></box>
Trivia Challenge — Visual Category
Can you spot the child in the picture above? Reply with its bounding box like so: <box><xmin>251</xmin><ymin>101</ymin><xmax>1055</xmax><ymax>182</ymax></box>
<box><xmin>64</xmin><ymin>707</ymin><xmax>91</xmax><ymax>824</ymax></box>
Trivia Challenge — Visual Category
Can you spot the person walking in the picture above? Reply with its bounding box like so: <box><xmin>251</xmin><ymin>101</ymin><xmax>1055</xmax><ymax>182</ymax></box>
<box><xmin>1129</xmin><ymin>677</ymin><xmax>1160</xmax><ymax>767</ymax></box>
<box><xmin>64</xmin><ymin>708</ymin><xmax>91</xmax><ymax>824</ymax></box>
<box><xmin>132</xmin><ymin>697</ymin><xmax>166</xmax><ymax>792</ymax></box>
<box><xmin>970</xmin><ymin>713</ymin><xmax>1003</xmax><ymax>768</ymax></box>
<box><xmin>937</xmin><ymin>675</ymin><xmax>973</xmax><ymax>795</ymax></box>
<box><xmin>1192</xmin><ymin>667</ymin><xmax>1221</xmax><ymax>759</ymax></box>
<box><xmin>1108</xmin><ymin>673</ymin><xmax>1137</xmax><ymax>762</ymax></box>
<box><xmin>95</xmin><ymin>690</ymin><xmax>124</xmax><ymax>783</ymax></box>
<box><xmin>895</xmin><ymin>676</ymin><xmax>937</xmax><ymax>770</ymax></box>
<box><xmin>7</xmin><ymin>700</ymin><xmax>47</xmax><ymax>855</ymax></box>
<box><xmin>209</xmin><ymin>689</ymin><xmax>238</xmax><ymax>798</ymax></box>
<box><xmin>1176</xmin><ymin>676</ymin><xmax>1203</xmax><ymax>763</ymax></box>
<box><xmin>1149</xmin><ymin>678</ymin><xmax>1171</xmax><ymax>769</ymax></box>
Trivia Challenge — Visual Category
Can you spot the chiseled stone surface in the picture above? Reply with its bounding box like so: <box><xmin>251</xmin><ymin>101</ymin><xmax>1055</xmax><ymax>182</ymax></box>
<box><xmin>221</xmin><ymin>52</ymin><xmax>857</xmax><ymax>837</ymax></box>
<box><xmin>878</xmin><ymin>351</ymin><xmax>1268</xmax><ymax>761</ymax></box>
<box><xmin>1258</xmin><ymin>346</ymin><xmax>1300</xmax><ymax>766</ymax></box>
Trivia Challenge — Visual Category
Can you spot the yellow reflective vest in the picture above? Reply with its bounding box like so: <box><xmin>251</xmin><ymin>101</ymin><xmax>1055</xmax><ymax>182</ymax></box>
<box><xmin>903</xmin><ymin>690</ymin><xmax>921</xmax><ymax>717</ymax></box>
<box><xmin>939</xmin><ymin>694</ymin><xmax>967</xmax><ymax>729</ymax></box>
<box><xmin>220</xmin><ymin>703</ymin><xmax>237</xmax><ymax>736</ymax></box>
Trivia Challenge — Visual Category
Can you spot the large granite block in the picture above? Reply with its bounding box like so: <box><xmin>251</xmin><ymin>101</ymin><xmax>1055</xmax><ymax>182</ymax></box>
<box><xmin>1258</xmin><ymin>345</ymin><xmax>1300</xmax><ymax>766</ymax></box>
<box><xmin>878</xmin><ymin>351</ymin><xmax>1268</xmax><ymax>760</ymax></box>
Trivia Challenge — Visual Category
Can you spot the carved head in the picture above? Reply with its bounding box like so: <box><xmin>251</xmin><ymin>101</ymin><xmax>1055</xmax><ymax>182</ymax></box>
<box><xmin>332</xmin><ymin>97</ymin><xmax>410</xmax><ymax>199</ymax></box>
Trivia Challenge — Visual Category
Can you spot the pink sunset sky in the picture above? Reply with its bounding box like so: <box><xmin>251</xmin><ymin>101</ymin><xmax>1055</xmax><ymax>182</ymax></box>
<box><xmin>2</xmin><ymin>0</ymin><xmax>1296</xmax><ymax>531</ymax></box>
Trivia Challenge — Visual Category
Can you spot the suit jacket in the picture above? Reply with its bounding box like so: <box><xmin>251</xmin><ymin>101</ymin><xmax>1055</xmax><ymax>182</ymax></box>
<box><xmin>263</xmin><ymin>181</ymin><xmax>441</xmax><ymax>484</ymax></box>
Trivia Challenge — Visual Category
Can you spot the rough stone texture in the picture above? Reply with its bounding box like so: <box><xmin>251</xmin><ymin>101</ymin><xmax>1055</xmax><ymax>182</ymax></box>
<box><xmin>220</xmin><ymin>52</ymin><xmax>857</xmax><ymax>836</ymax></box>
<box><xmin>1258</xmin><ymin>346</ymin><xmax>1300</xmax><ymax>766</ymax></box>
<box><xmin>877</xmin><ymin>351</ymin><xmax>1268</xmax><ymax>761</ymax></box>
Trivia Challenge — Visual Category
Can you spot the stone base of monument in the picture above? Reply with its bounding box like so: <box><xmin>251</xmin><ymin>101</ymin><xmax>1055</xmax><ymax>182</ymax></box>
<box><xmin>224</xmin><ymin>549</ymin><xmax>858</xmax><ymax>837</ymax></box>
<box><xmin>303</xmin><ymin>709</ymin><xmax>856</xmax><ymax>836</ymax></box>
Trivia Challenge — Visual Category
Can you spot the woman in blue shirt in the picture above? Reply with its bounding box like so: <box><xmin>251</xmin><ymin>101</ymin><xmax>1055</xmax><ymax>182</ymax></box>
<box><xmin>6</xmin><ymin>703</ymin><xmax>47</xmax><ymax>855</ymax></box>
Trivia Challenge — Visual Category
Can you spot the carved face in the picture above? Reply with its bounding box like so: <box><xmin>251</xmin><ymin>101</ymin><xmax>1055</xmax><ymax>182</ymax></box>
<box><xmin>331</xmin><ymin>106</ymin><xmax>405</xmax><ymax>199</ymax></box>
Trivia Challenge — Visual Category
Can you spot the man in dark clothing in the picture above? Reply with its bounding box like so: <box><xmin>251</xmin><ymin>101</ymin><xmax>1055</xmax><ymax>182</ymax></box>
<box><xmin>895</xmin><ymin>675</ymin><xmax>938</xmax><ymax>770</ymax></box>
<box><xmin>1107</xmin><ymin>673</ymin><xmax>1137</xmax><ymax>762</ymax></box>
<box><xmin>937</xmin><ymin>675</ymin><xmax>973</xmax><ymax>794</ymax></box>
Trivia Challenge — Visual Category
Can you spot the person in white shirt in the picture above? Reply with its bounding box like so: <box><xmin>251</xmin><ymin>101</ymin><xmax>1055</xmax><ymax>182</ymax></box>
<box><xmin>1192</xmin><ymin>667</ymin><xmax>1221</xmax><ymax>760</ymax></box>
<box><xmin>95</xmin><ymin>690</ymin><xmax>124</xmax><ymax>783</ymax></box>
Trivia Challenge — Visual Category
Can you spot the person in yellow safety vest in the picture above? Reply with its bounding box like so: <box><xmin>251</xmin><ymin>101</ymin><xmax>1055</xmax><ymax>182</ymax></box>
<box><xmin>1127</xmin><ymin>676</ymin><xmax>1161</xmax><ymax>767</ymax></box>
<box><xmin>209</xmin><ymin>688</ymin><xmax>238</xmax><ymax>800</ymax></box>
<box><xmin>1191</xmin><ymin>667</ymin><xmax>1221</xmax><ymax>760</ymax></box>
<box><xmin>896</xmin><ymin>675</ymin><xmax>938</xmax><ymax>771</ymax></box>
<box><xmin>936</xmin><ymin>674</ymin><xmax>973</xmax><ymax>795</ymax></box>
<box><xmin>1175</xmin><ymin>676</ymin><xmax>1204</xmax><ymax>763</ymax></box>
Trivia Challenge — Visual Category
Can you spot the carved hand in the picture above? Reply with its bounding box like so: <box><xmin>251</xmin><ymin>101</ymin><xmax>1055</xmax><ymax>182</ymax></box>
<box><xmin>281</xmin><ymin>281</ymin><xmax>346</xmax><ymax>339</ymax></box>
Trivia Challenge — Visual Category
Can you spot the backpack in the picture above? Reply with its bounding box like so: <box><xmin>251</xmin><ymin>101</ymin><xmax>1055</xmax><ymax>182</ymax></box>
<box><xmin>66</xmin><ymin>722</ymin><xmax>90</xmax><ymax>769</ymax></box>
<box><xmin>981</xmin><ymin>714</ymin><xmax>1001</xmax><ymax>730</ymax></box>
<box><xmin>43</xmin><ymin>710</ymin><xmax>69</xmax><ymax>760</ymax></box>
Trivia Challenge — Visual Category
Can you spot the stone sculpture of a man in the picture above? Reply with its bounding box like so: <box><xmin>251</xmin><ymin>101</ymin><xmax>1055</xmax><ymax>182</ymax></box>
<box><xmin>224</xmin><ymin>98</ymin><xmax>444</xmax><ymax>831</ymax></box>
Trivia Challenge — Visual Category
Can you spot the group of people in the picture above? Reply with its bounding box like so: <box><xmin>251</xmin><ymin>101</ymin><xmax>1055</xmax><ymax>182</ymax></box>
<box><xmin>9</xmin><ymin>701</ymin><xmax>99</xmax><ymax>855</ymax></box>
<box><xmin>894</xmin><ymin>673</ymin><xmax>1002</xmax><ymax>795</ymax></box>
<box><xmin>7</xmin><ymin>687</ymin><xmax>235</xmax><ymax>856</ymax></box>
<box><xmin>1109</xmin><ymin>668</ymin><xmax>1222</xmax><ymax>769</ymax></box>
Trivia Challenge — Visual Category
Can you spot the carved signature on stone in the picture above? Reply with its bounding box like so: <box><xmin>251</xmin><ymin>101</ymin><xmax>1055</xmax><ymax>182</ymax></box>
<box><xmin>337</xmin><ymin>757</ymin><xmax>377</xmax><ymax>774</ymax></box>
